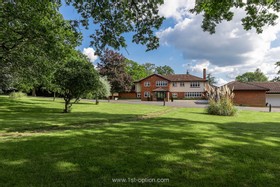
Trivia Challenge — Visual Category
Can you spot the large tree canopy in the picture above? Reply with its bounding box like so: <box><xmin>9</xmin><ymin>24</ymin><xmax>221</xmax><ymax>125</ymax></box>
<box><xmin>236</xmin><ymin>68</ymin><xmax>268</xmax><ymax>82</ymax></box>
<box><xmin>98</xmin><ymin>50</ymin><xmax>132</xmax><ymax>94</ymax></box>
<box><xmin>191</xmin><ymin>0</ymin><xmax>280</xmax><ymax>34</ymax></box>
<box><xmin>1</xmin><ymin>0</ymin><xmax>81</xmax><ymax>95</ymax></box>
<box><xmin>64</xmin><ymin>0</ymin><xmax>164</xmax><ymax>54</ymax></box>
<box><xmin>142</xmin><ymin>63</ymin><xmax>156</xmax><ymax>75</ymax></box>
<box><xmin>155</xmin><ymin>65</ymin><xmax>174</xmax><ymax>75</ymax></box>
<box><xmin>125</xmin><ymin>59</ymin><xmax>149</xmax><ymax>82</ymax></box>
<box><xmin>1</xmin><ymin>0</ymin><xmax>80</xmax><ymax>61</ymax></box>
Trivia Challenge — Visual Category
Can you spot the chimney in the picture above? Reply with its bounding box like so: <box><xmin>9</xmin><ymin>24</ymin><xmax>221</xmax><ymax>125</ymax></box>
<box><xmin>203</xmin><ymin>68</ymin><xmax>206</xmax><ymax>80</ymax></box>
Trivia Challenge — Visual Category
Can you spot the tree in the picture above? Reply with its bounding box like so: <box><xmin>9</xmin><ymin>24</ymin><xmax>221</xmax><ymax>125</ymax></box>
<box><xmin>142</xmin><ymin>63</ymin><xmax>156</xmax><ymax>75</ymax></box>
<box><xmin>191</xmin><ymin>1</ymin><xmax>280</xmax><ymax>34</ymax></box>
<box><xmin>272</xmin><ymin>61</ymin><xmax>280</xmax><ymax>82</ymax></box>
<box><xmin>54</xmin><ymin>58</ymin><xmax>98</xmax><ymax>113</ymax></box>
<box><xmin>66</xmin><ymin>1</ymin><xmax>280</xmax><ymax>53</ymax></box>
<box><xmin>1</xmin><ymin>1</ymin><xmax>80</xmax><ymax>61</ymax></box>
<box><xmin>236</xmin><ymin>68</ymin><xmax>268</xmax><ymax>82</ymax></box>
<box><xmin>98</xmin><ymin>50</ymin><xmax>132</xmax><ymax>95</ymax></box>
<box><xmin>0</xmin><ymin>62</ymin><xmax>15</xmax><ymax>92</ymax></box>
<box><xmin>125</xmin><ymin>59</ymin><xmax>148</xmax><ymax>82</ymax></box>
<box><xmin>207</xmin><ymin>73</ymin><xmax>217</xmax><ymax>86</ymax></box>
<box><xmin>1</xmin><ymin>1</ymin><xmax>81</xmax><ymax>96</ymax></box>
<box><xmin>64</xmin><ymin>0</ymin><xmax>164</xmax><ymax>54</ymax></box>
<box><xmin>92</xmin><ymin>76</ymin><xmax>111</xmax><ymax>105</ymax></box>
<box><xmin>276</xmin><ymin>61</ymin><xmax>280</xmax><ymax>75</ymax></box>
<box><xmin>155</xmin><ymin>65</ymin><xmax>175</xmax><ymax>75</ymax></box>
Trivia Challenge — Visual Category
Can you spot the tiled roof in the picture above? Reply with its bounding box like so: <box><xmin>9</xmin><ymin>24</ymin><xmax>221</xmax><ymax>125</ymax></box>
<box><xmin>225</xmin><ymin>81</ymin><xmax>269</xmax><ymax>91</ymax></box>
<box><xmin>134</xmin><ymin>74</ymin><xmax>169</xmax><ymax>83</ymax></box>
<box><xmin>162</xmin><ymin>74</ymin><xmax>206</xmax><ymax>82</ymax></box>
<box><xmin>134</xmin><ymin>73</ymin><xmax>206</xmax><ymax>83</ymax></box>
<box><xmin>250</xmin><ymin>82</ymin><xmax>280</xmax><ymax>93</ymax></box>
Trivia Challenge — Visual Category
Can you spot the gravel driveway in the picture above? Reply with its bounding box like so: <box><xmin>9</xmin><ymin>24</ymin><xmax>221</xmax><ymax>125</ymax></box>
<box><xmin>99</xmin><ymin>99</ymin><xmax>280</xmax><ymax>113</ymax></box>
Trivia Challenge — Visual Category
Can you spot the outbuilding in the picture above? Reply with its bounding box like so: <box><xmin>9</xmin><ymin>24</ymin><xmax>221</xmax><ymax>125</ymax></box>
<box><xmin>249</xmin><ymin>82</ymin><xmax>280</xmax><ymax>107</ymax></box>
<box><xmin>225</xmin><ymin>81</ymin><xmax>269</xmax><ymax>107</ymax></box>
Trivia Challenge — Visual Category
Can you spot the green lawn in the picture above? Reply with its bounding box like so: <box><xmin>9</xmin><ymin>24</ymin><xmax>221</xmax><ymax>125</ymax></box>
<box><xmin>0</xmin><ymin>96</ymin><xmax>280</xmax><ymax>186</ymax></box>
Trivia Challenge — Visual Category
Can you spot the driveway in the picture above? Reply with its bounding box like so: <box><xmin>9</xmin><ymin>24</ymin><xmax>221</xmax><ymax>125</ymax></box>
<box><xmin>100</xmin><ymin>99</ymin><xmax>280</xmax><ymax>112</ymax></box>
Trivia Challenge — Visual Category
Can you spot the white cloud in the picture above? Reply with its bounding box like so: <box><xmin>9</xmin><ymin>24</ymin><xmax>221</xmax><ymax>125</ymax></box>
<box><xmin>159</xmin><ymin>0</ymin><xmax>195</xmax><ymax>21</ymax></box>
<box><xmin>216</xmin><ymin>78</ymin><xmax>228</xmax><ymax>87</ymax></box>
<box><xmin>158</xmin><ymin>5</ymin><xmax>280</xmax><ymax>83</ymax></box>
<box><xmin>82</xmin><ymin>48</ymin><xmax>98</xmax><ymax>62</ymax></box>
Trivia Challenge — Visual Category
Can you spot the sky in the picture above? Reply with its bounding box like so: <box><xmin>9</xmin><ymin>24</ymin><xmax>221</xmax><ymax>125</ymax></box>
<box><xmin>59</xmin><ymin>0</ymin><xmax>280</xmax><ymax>86</ymax></box>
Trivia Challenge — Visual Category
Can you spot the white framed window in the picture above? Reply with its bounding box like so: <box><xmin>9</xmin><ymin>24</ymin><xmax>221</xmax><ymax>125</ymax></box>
<box><xmin>144</xmin><ymin>91</ymin><xmax>150</xmax><ymax>98</ymax></box>
<box><xmin>190</xmin><ymin>82</ymin><xmax>200</xmax><ymax>88</ymax></box>
<box><xmin>156</xmin><ymin>81</ymin><xmax>168</xmax><ymax>87</ymax></box>
<box><xmin>172</xmin><ymin>82</ymin><xmax>177</xmax><ymax>87</ymax></box>
<box><xmin>185</xmin><ymin>92</ymin><xmax>202</xmax><ymax>98</ymax></box>
<box><xmin>144</xmin><ymin>81</ymin><xmax>150</xmax><ymax>87</ymax></box>
<box><xmin>180</xmin><ymin>82</ymin><xmax>185</xmax><ymax>87</ymax></box>
<box><xmin>137</xmin><ymin>92</ymin><xmax>141</xmax><ymax>98</ymax></box>
<box><xmin>172</xmin><ymin>93</ymin><xmax>178</xmax><ymax>98</ymax></box>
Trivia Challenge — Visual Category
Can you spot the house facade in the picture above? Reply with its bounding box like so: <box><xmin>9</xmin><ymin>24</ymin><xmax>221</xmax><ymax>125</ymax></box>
<box><xmin>134</xmin><ymin>69</ymin><xmax>208</xmax><ymax>101</ymax></box>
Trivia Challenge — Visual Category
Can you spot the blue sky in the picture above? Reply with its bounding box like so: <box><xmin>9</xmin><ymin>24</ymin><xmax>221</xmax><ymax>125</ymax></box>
<box><xmin>59</xmin><ymin>0</ymin><xmax>280</xmax><ymax>85</ymax></box>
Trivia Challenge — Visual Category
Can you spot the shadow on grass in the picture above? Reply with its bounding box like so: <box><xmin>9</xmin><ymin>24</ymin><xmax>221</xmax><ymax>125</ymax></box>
<box><xmin>1</xmin><ymin>97</ymin><xmax>280</xmax><ymax>186</ymax></box>
<box><xmin>0</xmin><ymin>96</ymin><xmax>144</xmax><ymax>132</ymax></box>
<box><xmin>1</xmin><ymin>114</ymin><xmax>280</xmax><ymax>186</ymax></box>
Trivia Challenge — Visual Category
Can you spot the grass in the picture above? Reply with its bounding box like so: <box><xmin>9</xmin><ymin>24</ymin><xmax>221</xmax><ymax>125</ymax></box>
<box><xmin>0</xmin><ymin>96</ymin><xmax>280</xmax><ymax>186</ymax></box>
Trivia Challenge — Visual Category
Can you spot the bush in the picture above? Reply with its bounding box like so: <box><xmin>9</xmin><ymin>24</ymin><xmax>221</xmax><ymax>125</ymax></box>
<box><xmin>9</xmin><ymin>91</ymin><xmax>27</xmax><ymax>99</ymax></box>
<box><xmin>205</xmin><ymin>85</ymin><xmax>237</xmax><ymax>116</ymax></box>
<box><xmin>84</xmin><ymin>92</ymin><xmax>94</xmax><ymax>99</ymax></box>
<box><xmin>207</xmin><ymin>98</ymin><xmax>237</xmax><ymax>116</ymax></box>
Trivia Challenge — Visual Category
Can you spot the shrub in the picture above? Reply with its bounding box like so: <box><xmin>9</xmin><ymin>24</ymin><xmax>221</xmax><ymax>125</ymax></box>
<box><xmin>84</xmin><ymin>92</ymin><xmax>94</xmax><ymax>99</ymax></box>
<box><xmin>207</xmin><ymin>98</ymin><xmax>237</xmax><ymax>116</ymax></box>
<box><xmin>205</xmin><ymin>85</ymin><xmax>237</xmax><ymax>116</ymax></box>
<box><xmin>9</xmin><ymin>91</ymin><xmax>27</xmax><ymax>99</ymax></box>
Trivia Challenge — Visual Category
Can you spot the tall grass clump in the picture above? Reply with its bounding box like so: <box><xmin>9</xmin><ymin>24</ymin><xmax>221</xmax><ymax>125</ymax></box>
<box><xmin>205</xmin><ymin>85</ymin><xmax>237</xmax><ymax>116</ymax></box>
<box><xmin>9</xmin><ymin>91</ymin><xmax>27</xmax><ymax>99</ymax></box>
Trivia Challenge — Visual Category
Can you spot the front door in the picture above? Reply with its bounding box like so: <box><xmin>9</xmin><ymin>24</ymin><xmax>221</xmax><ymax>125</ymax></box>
<box><xmin>156</xmin><ymin>92</ymin><xmax>165</xmax><ymax>101</ymax></box>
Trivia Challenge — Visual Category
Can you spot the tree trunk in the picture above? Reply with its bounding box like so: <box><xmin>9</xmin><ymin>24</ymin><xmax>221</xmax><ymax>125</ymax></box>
<box><xmin>95</xmin><ymin>94</ymin><xmax>99</xmax><ymax>105</ymax></box>
<box><xmin>108</xmin><ymin>93</ymin><xmax>114</xmax><ymax>102</ymax></box>
<box><xmin>64</xmin><ymin>99</ymin><xmax>71</xmax><ymax>113</ymax></box>
<box><xmin>32</xmin><ymin>88</ymin><xmax>36</xmax><ymax>97</ymax></box>
<box><xmin>53</xmin><ymin>92</ymin><xmax>56</xmax><ymax>101</ymax></box>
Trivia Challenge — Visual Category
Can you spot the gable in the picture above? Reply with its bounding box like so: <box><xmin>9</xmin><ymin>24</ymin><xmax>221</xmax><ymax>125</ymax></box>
<box><xmin>134</xmin><ymin>74</ymin><xmax>170</xmax><ymax>83</ymax></box>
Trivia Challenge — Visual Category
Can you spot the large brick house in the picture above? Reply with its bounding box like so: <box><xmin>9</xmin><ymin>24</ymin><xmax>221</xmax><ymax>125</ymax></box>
<box><xmin>225</xmin><ymin>81</ymin><xmax>280</xmax><ymax>107</ymax></box>
<box><xmin>134</xmin><ymin>69</ymin><xmax>208</xmax><ymax>101</ymax></box>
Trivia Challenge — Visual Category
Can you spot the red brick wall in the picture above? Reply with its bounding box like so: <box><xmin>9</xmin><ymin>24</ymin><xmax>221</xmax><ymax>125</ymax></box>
<box><xmin>233</xmin><ymin>90</ymin><xmax>266</xmax><ymax>107</ymax></box>
<box><xmin>119</xmin><ymin>92</ymin><xmax>137</xmax><ymax>99</ymax></box>
<box><xmin>140</xmin><ymin>75</ymin><xmax>170</xmax><ymax>101</ymax></box>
